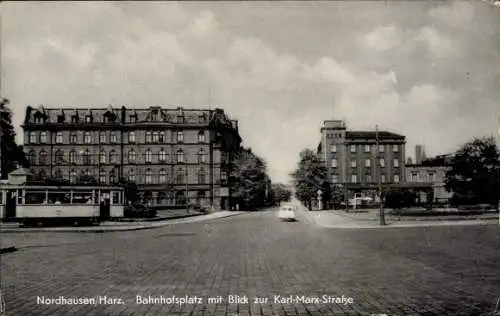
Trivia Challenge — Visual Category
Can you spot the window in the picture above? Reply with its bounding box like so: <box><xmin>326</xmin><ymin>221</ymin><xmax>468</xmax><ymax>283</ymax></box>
<box><xmin>128</xmin><ymin>169</ymin><xmax>136</xmax><ymax>182</ymax></box>
<box><xmin>158</xmin><ymin>149</ymin><xmax>167</xmax><ymax>162</ymax></box>
<box><xmin>379</xmin><ymin>158</ymin><xmax>385</xmax><ymax>167</ymax></box>
<box><xmin>159</xmin><ymin>132</ymin><xmax>165</xmax><ymax>143</ymax></box>
<box><xmin>366</xmin><ymin>174</ymin><xmax>372</xmax><ymax>182</ymax></box>
<box><xmin>159</xmin><ymin>169</ymin><xmax>167</xmax><ymax>183</ymax></box>
<box><xmin>351</xmin><ymin>160</ymin><xmax>357</xmax><ymax>168</ymax></box>
<box><xmin>70</xmin><ymin>132</ymin><xmax>77</xmax><ymax>144</ymax></box>
<box><xmin>69</xmin><ymin>150</ymin><xmax>77</xmax><ymax>164</ymax></box>
<box><xmin>146</xmin><ymin>131</ymin><xmax>152</xmax><ymax>143</ymax></box>
<box><xmin>199</xmin><ymin>115</ymin><xmax>206</xmax><ymax>123</ymax></box>
<box><xmin>30</xmin><ymin>132</ymin><xmax>37</xmax><ymax>144</ymax></box>
<box><xmin>39</xmin><ymin>150</ymin><xmax>47</xmax><ymax>165</ymax></box>
<box><xmin>330</xmin><ymin>145</ymin><xmax>337</xmax><ymax>153</ymax></box>
<box><xmin>365</xmin><ymin>159</ymin><xmax>371</xmax><ymax>167</ymax></box>
<box><xmin>110</xmin><ymin>132</ymin><xmax>117</xmax><ymax>143</ymax></box>
<box><xmin>411</xmin><ymin>172</ymin><xmax>419</xmax><ymax>181</ymax></box>
<box><xmin>393</xmin><ymin>145</ymin><xmax>399</xmax><ymax>153</ymax></box>
<box><xmin>129</xmin><ymin>115</ymin><xmax>137</xmax><ymax>123</ymax></box>
<box><xmin>53</xmin><ymin>169</ymin><xmax>63</xmax><ymax>181</ymax></box>
<box><xmin>177</xmin><ymin>150</ymin><xmax>184</xmax><ymax>163</ymax></box>
<box><xmin>428</xmin><ymin>173</ymin><xmax>435</xmax><ymax>181</ymax></box>
<box><xmin>394</xmin><ymin>174</ymin><xmax>400</xmax><ymax>183</ymax></box>
<box><xmin>331</xmin><ymin>159</ymin><xmax>337</xmax><ymax>168</ymax></box>
<box><xmin>145</xmin><ymin>169</ymin><xmax>152</xmax><ymax>184</ymax></box>
<box><xmin>28</xmin><ymin>151</ymin><xmax>36</xmax><ymax>165</ymax></box>
<box><xmin>56</xmin><ymin>132</ymin><xmax>63</xmax><ymax>144</ymax></box>
<box><xmin>176</xmin><ymin>168</ymin><xmax>185</xmax><ymax>184</ymax></box>
<box><xmin>332</xmin><ymin>174</ymin><xmax>338</xmax><ymax>183</ymax></box>
<box><xmin>198</xmin><ymin>131</ymin><xmax>205</xmax><ymax>143</ymax></box>
<box><xmin>198</xmin><ymin>168</ymin><xmax>206</xmax><ymax>184</ymax></box>
<box><xmin>177</xmin><ymin>131</ymin><xmax>184</xmax><ymax>143</ymax></box>
<box><xmin>99</xmin><ymin>131</ymin><xmax>106</xmax><ymax>143</ymax></box>
<box><xmin>85</xmin><ymin>115</ymin><xmax>92</xmax><ymax>123</ymax></box>
<box><xmin>198</xmin><ymin>149</ymin><xmax>207</xmax><ymax>163</ymax></box>
<box><xmin>99</xmin><ymin>150</ymin><xmax>106</xmax><ymax>164</ymax></box>
<box><xmin>381</xmin><ymin>174</ymin><xmax>386</xmax><ymax>183</ymax></box>
<box><xmin>393</xmin><ymin>159</ymin><xmax>399</xmax><ymax>168</ymax></box>
<box><xmin>350</xmin><ymin>145</ymin><xmax>356</xmax><ymax>153</ymax></box>
<box><xmin>151</xmin><ymin>112</ymin><xmax>158</xmax><ymax>121</ymax></box>
<box><xmin>128</xmin><ymin>132</ymin><xmax>136</xmax><ymax>143</ymax></box>
<box><xmin>71</xmin><ymin>115</ymin><xmax>79</xmax><ymax>123</ymax></box>
<box><xmin>57</xmin><ymin>114</ymin><xmax>65</xmax><ymax>123</ymax></box>
<box><xmin>145</xmin><ymin>149</ymin><xmax>152</xmax><ymax>163</ymax></box>
<box><xmin>128</xmin><ymin>150</ymin><xmax>136</xmax><ymax>163</ymax></box>
<box><xmin>351</xmin><ymin>174</ymin><xmax>357</xmax><ymax>183</ymax></box>
<box><xmin>365</xmin><ymin>145</ymin><xmax>371</xmax><ymax>153</ymax></box>
<box><xmin>379</xmin><ymin>145</ymin><xmax>385</xmax><ymax>152</ymax></box>
<box><xmin>70</xmin><ymin>170</ymin><xmax>77</xmax><ymax>183</ymax></box>
<box><xmin>153</xmin><ymin>132</ymin><xmax>159</xmax><ymax>143</ymax></box>
<box><xmin>55</xmin><ymin>150</ymin><xmax>64</xmax><ymax>164</ymax></box>
<box><xmin>109</xmin><ymin>150</ymin><xmax>117</xmax><ymax>164</ymax></box>
<box><xmin>83</xmin><ymin>149</ymin><xmax>91</xmax><ymax>165</ymax></box>
<box><xmin>109</xmin><ymin>169</ymin><xmax>116</xmax><ymax>184</ymax></box>
<box><xmin>40</xmin><ymin>132</ymin><xmax>47</xmax><ymax>144</ymax></box>
<box><xmin>84</xmin><ymin>132</ymin><xmax>92</xmax><ymax>144</ymax></box>
<box><xmin>99</xmin><ymin>170</ymin><xmax>106</xmax><ymax>184</ymax></box>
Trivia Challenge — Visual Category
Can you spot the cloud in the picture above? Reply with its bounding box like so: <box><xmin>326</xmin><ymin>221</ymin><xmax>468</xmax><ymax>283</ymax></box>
<box><xmin>363</xmin><ymin>25</ymin><xmax>402</xmax><ymax>51</ymax></box>
<box><xmin>414</xmin><ymin>27</ymin><xmax>458</xmax><ymax>58</ymax></box>
<box><xmin>429</xmin><ymin>1</ymin><xmax>476</xmax><ymax>28</ymax></box>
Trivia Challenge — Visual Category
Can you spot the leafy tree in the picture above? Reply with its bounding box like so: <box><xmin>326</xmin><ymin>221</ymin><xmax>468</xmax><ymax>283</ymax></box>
<box><xmin>230</xmin><ymin>147</ymin><xmax>269</xmax><ymax>209</ymax></box>
<box><xmin>291</xmin><ymin>149</ymin><xmax>328</xmax><ymax>210</ymax></box>
<box><xmin>271</xmin><ymin>183</ymin><xmax>293</xmax><ymax>205</ymax></box>
<box><xmin>383</xmin><ymin>188</ymin><xmax>418</xmax><ymax>209</ymax></box>
<box><xmin>0</xmin><ymin>98</ymin><xmax>28</xmax><ymax>178</ymax></box>
<box><xmin>118</xmin><ymin>178</ymin><xmax>139</xmax><ymax>204</ymax></box>
<box><xmin>445</xmin><ymin>137</ymin><xmax>500</xmax><ymax>206</ymax></box>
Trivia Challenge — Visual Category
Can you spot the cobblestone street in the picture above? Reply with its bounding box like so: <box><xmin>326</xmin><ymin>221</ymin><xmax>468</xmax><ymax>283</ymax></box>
<box><xmin>2</xmin><ymin>209</ymin><xmax>499</xmax><ymax>315</ymax></box>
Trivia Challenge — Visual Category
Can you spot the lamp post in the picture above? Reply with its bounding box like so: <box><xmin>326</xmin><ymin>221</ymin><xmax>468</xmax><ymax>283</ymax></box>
<box><xmin>497</xmin><ymin>116</ymin><xmax>500</xmax><ymax>225</ymax></box>
<box><xmin>376</xmin><ymin>125</ymin><xmax>386</xmax><ymax>225</ymax></box>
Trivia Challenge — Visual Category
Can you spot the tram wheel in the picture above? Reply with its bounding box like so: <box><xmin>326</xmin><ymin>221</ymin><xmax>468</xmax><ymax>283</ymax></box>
<box><xmin>73</xmin><ymin>220</ymin><xmax>80</xmax><ymax>227</ymax></box>
<box><xmin>36</xmin><ymin>221</ymin><xmax>43</xmax><ymax>227</ymax></box>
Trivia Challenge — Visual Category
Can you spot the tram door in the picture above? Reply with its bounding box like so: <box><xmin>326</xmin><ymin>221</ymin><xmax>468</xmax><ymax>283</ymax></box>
<box><xmin>5</xmin><ymin>190</ymin><xmax>16</xmax><ymax>218</ymax></box>
<box><xmin>99</xmin><ymin>192</ymin><xmax>110</xmax><ymax>220</ymax></box>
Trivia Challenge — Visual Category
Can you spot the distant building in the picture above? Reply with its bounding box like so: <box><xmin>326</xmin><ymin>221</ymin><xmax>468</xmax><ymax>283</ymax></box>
<box><xmin>406</xmin><ymin>153</ymin><xmax>453</xmax><ymax>204</ymax></box>
<box><xmin>317</xmin><ymin>120</ymin><xmax>406</xmax><ymax>201</ymax></box>
<box><xmin>21</xmin><ymin>105</ymin><xmax>241</xmax><ymax>210</ymax></box>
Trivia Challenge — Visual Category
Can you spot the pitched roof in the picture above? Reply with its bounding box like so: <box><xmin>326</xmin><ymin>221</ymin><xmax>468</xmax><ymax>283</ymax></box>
<box><xmin>346</xmin><ymin>131</ymin><xmax>405</xmax><ymax>140</ymax></box>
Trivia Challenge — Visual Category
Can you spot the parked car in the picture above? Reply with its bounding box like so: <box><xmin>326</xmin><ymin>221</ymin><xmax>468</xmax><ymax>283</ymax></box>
<box><xmin>278</xmin><ymin>204</ymin><xmax>296</xmax><ymax>221</ymax></box>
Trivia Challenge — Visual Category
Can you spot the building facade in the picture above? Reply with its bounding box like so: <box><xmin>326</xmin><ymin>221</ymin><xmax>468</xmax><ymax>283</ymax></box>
<box><xmin>317</xmin><ymin>120</ymin><xmax>406</xmax><ymax>200</ymax></box>
<box><xmin>406</xmin><ymin>153</ymin><xmax>453</xmax><ymax>204</ymax></box>
<box><xmin>21</xmin><ymin>105</ymin><xmax>241</xmax><ymax>210</ymax></box>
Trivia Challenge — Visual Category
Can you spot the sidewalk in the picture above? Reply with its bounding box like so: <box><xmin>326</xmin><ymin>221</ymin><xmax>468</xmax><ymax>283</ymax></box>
<box><xmin>299</xmin><ymin>208</ymin><xmax>499</xmax><ymax>229</ymax></box>
<box><xmin>0</xmin><ymin>211</ymin><xmax>246</xmax><ymax>233</ymax></box>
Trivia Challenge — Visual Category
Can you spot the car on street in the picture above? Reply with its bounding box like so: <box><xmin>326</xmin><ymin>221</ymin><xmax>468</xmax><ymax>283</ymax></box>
<box><xmin>278</xmin><ymin>204</ymin><xmax>296</xmax><ymax>221</ymax></box>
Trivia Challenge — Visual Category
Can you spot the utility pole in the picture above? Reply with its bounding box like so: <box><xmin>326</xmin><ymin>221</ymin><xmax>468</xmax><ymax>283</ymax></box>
<box><xmin>376</xmin><ymin>125</ymin><xmax>386</xmax><ymax>225</ymax></box>
<box><xmin>0</xmin><ymin>99</ymin><xmax>6</xmax><ymax>179</ymax></box>
<box><xmin>497</xmin><ymin>115</ymin><xmax>500</xmax><ymax>225</ymax></box>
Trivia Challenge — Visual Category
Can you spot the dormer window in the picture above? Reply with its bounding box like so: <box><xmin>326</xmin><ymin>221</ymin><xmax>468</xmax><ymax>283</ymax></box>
<box><xmin>103</xmin><ymin>111</ymin><xmax>116</xmax><ymax>123</ymax></box>
<box><xmin>198</xmin><ymin>115</ymin><xmax>206</xmax><ymax>124</ymax></box>
<box><xmin>151</xmin><ymin>112</ymin><xmax>158</xmax><ymax>121</ymax></box>
<box><xmin>85</xmin><ymin>115</ymin><xmax>92</xmax><ymax>123</ymax></box>
<box><xmin>71</xmin><ymin>115</ymin><xmax>79</xmax><ymax>123</ymax></box>
<box><xmin>177</xmin><ymin>115</ymin><xmax>184</xmax><ymax>123</ymax></box>
<box><xmin>57</xmin><ymin>114</ymin><xmax>65</xmax><ymax>123</ymax></box>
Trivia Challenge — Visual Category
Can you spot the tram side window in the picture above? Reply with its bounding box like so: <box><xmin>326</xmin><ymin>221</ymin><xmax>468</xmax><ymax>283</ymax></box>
<box><xmin>0</xmin><ymin>191</ymin><xmax>3</xmax><ymax>204</ymax></box>
<box><xmin>72</xmin><ymin>192</ymin><xmax>94</xmax><ymax>204</ymax></box>
<box><xmin>47</xmin><ymin>192</ymin><xmax>71</xmax><ymax>204</ymax></box>
<box><xmin>25</xmin><ymin>191</ymin><xmax>47</xmax><ymax>204</ymax></box>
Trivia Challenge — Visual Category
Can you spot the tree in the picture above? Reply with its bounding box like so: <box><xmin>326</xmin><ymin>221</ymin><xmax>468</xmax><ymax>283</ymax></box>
<box><xmin>445</xmin><ymin>137</ymin><xmax>500</xmax><ymax>206</ymax></box>
<box><xmin>271</xmin><ymin>183</ymin><xmax>293</xmax><ymax>205</ymax></box>
<box><xmin>0</xmin><ymin>98</ymin><xmax>28</xmax><ymax>178</ymax></box>
<box><xmin>291</xmin><ymin>149</ymin><xmax>329</xmax><ymax>210</ymax></box>
<box><xmin>118</xmin><ymin>178</ymin><xmax>138</xmax><ymax>204</ymax></box>
<box><xmin>230</xmin><ymin>147</ymin><xmax>269</xmax><ymax>210</ymax></box>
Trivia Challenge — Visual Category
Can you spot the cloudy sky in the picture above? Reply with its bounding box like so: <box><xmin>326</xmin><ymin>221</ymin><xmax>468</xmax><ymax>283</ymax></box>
<box><xmin>2</xmin><ymin>1</ymin><xmax>500</xmax><ymax>183</ymax></box>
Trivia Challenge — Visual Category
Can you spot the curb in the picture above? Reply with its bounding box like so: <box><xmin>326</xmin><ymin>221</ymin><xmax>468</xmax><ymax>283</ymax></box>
<box><xmin>317</xmin><ymin>219</ymin><xmax>498</xmax><ymax>229</ymax></box>
<box><xmin>0</xmin><ymin>212</ymin><xmax>246</xmax><ymax>233</ymax></box>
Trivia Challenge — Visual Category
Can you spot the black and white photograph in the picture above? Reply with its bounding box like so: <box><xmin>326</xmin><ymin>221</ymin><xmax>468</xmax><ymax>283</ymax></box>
<box><xmin>1</xmin><ymin>1</ymin><xmax>500</xmax><ymax>315</ymax></box>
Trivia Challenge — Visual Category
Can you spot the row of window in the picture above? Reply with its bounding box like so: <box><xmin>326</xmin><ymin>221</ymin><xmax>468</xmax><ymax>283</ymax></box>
<box><xmin>27</xmin><ymin>131</ymin><xmax>206</xmax><ymax>145</ymax></box>
<box><xmin>46</xmin><ymin>168</ymin><xmax>209</xmax><ymax>185</ymax></box>
<box><xmin>330</xmin><ymin>144</ymin><xmax>400</xmax><ymax>153</ymax></box>
<box><xmin>410</xmin><ymin>172</ymin><xmax>436</xmax><ymax>182</ymax></box>
<box><xmin>28</xmin><ymin>149</ymin><xmax>208</xmax><ymax>165</ymax></box>
<box><xmin>33</xmin><ymin>113</ymin><xmax>206</xmax><ymax>124</ymax></box>
<box><xmin>331</xmin><ymin>158</ymin><xmax>400</xmax><ymax>168</ymax></box>
<box><xmin>331</xmin><ymin>174</ymin><xmax>400</xmax><ymax>183</ymax></box>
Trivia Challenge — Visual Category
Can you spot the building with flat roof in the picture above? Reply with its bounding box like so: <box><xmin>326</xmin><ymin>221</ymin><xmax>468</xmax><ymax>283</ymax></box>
<box><xmin>317</xmin><ymin>120</ymin><xmax>406</xmax><ymax>202</ymax></box>
<box><xmin>21</xmin><ymin>105</ymin><xmax>241</xmax><ymax>210</ymax></box>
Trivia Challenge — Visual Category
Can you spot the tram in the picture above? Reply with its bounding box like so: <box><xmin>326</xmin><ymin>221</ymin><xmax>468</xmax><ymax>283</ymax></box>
<box><xmin>0</xmin><ymin>184</ymin><xmax>125</xmax><ymax>227</ymax></box>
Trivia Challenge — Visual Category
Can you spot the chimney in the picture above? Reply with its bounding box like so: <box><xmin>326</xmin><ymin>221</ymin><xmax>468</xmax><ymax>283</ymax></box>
<box><xmin>415</xmin><ymin>145</ymin><xmax>423</xmax><ymax>165</ymax></box>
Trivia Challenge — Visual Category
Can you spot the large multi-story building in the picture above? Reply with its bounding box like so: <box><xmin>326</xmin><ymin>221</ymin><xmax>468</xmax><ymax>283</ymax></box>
<box><xmin>317</xmin><ymin>120</ymin><xmax>406</xmax><ymax>200</ymax></box>
<box><xmin>21</xmin><ymin>105</ymin><xmax>241</xmax><ymax>210</ymax></box>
